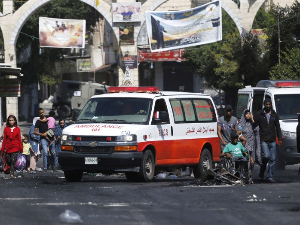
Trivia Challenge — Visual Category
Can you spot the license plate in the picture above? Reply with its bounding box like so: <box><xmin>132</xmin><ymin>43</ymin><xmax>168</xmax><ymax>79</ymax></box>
<box><xmin>85</xmin><ymin>157</ymin><xmax>98</xmax><ymax>164</ymax></box>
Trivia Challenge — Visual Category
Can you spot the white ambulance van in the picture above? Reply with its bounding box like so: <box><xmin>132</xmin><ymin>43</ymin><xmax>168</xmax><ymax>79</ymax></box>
<box><xmin>236</xmin><ymin>80</ymin><xmax>300</xmax><ymax>169</ymax></box>
<box><xmin>58</xmin><ymin>86</ymin><xmax>221</xmax><ymax>182</ymax></box>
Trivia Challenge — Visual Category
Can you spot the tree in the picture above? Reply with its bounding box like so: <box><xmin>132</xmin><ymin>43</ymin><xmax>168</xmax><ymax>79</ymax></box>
<box><xmin>269</xmin><ymin>47</ymin><xmax>300</xmax><ymax>80</ymax></box>
<box><xmin>16</xmin><ymin>0</ymin><xmax>101</xmax><ymax>85</ymax></box>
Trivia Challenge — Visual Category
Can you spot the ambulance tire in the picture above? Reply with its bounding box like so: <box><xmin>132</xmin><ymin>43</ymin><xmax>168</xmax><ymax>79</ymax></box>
<box><xmin>125</xmin><ymin>172</ymin><xmax>139</xmax><ymax>182</ymax></box>
<box><xmin>64</xmin><ymin>171</ymin><xmax>83</xmax><ymax>182</ymax></box>
<box><xmin>193</xmin><ymin>149</ymin><xmax>212</xmax><ymax>181</ymax></box>
<box><xmin>138</xmin><ymin>150</ymin><xmax>155</xmax><ymax>182</ymax></box>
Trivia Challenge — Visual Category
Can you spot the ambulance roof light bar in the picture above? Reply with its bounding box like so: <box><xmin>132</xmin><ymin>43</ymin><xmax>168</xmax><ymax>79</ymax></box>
<box><xmin>108</xmin><ymin>86</ymin><xmax>160</xmax><ymax>93</ymax></box>
<box><xmin>275</xmin><ymin>82</ymin><xmax>300</xmax><ymax>88</ymax></box>
<box><xmin>256</xmin><ymin>80</ymin><xmax>300</xmax><ymax>88</ymax></box>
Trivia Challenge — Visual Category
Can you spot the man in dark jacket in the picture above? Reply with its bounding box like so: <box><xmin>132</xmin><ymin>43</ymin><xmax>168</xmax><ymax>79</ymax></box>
<box><xmin>254</xmin><ymin>99</ymin><xmax>282</xmax><ymax>183</ymax></box>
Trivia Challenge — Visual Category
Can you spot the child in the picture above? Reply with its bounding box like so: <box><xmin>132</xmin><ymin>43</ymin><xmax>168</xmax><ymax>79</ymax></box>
<box><xmin>37</xmin><ymin>110</ymin><xmax>55</xmax><ymax>145</ymax></box>
<box><xmin>237</xmin><ymin>125</ymin><xmax>247</xmax><ymax>147</ymax></box>
<box><xmin>221</xmin><ymin>130</ymin><xmax>254</xmax><ymax>164</ymax></box>
<box><xmin>22</xmin><ymin>134</ymin><xmax>34</xmax><ymax>172</ymax></box>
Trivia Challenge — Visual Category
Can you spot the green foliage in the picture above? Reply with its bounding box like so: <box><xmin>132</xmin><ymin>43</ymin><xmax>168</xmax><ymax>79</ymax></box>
<box><xmin>269</xmin><ymin>47</ymin><xmax>300</xmax><ymax>80</ymax></box>
<box><xmin>252</xmin><ymin>7</ymin><xmax>276</xmax><ymax>29</ymax></box>
<box><xmin>16</xmin><ymin>0</ymin><xmax>101</xmax><ymax>85</ymax></box>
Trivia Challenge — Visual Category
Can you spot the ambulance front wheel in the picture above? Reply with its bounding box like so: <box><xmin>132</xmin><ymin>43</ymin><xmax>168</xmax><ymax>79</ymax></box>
<box><xmin>139</xmin><ymin>149</ymin><xmax>155</xmax><ymax>182</ymax></box>
<box><xmin>193</xmin><ymin>149</ymin><xmax>212</xmax><ymax>181</ymax></box>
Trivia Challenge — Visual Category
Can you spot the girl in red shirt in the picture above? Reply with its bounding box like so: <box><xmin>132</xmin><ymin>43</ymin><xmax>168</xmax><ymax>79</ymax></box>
<box><xmin>1</xmin><ymin>115</ymin><xmax>23</xmax><ymax>178</ymax></box>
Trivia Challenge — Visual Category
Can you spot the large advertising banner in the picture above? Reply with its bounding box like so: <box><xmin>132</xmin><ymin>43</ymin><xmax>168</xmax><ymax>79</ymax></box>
<box><xmin>112</xmin><ymin>3</ymin><xmax>143</xmax><ymax>22</ymax></box>
<box><xmin>0</xmin><ymin>79</ymin><xmax>21</xmax><ymax>97</ymax></box>
<box><xmin>39</xmin><ymin>17</ymin><xmax>86</xmax><ymax>48</ymax></box>
<box><xmin>145</xmin><ymin>0</ymin><xmax>222</xmax><ymax>52</ymax></box>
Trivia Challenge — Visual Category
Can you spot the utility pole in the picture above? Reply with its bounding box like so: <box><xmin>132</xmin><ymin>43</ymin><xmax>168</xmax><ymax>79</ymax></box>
<box><xmin>278</xmin><ymin>17</ymin><xmax>281</xmax><ymax>64</ymax></box>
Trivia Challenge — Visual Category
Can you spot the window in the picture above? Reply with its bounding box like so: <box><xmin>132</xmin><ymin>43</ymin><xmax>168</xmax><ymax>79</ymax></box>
<box><xmin>193</xmin><ymin>99</ymin><xmax>215</xmax><ymax>122</ymax></box>
<box><xmin>170</xmin><ymin>100</ymin><xmax>184</xmax><ymax>122</ymax></box>
<box><xmin>182</xmin><ymin>100</ymin><xmax>196</xmax><ymax>122</ymax></box>
<box><xmin>236</xmin><ymin>94</ymin><xmax>249</xmax><ymax>119</ymax></box>
<box><xmin>77</xmin><ymin>98</ymin><xmax>152</xmax><ymax>124</ymax></box>
<box><xmin>252</xmin><ymin>91</ymin><xmax>264</xmax><ymax>115</ymax></box>
<box><xmin>152</xmin><ymin>99</ymin><xmax>170</xmax><ymax>124</ymax></box>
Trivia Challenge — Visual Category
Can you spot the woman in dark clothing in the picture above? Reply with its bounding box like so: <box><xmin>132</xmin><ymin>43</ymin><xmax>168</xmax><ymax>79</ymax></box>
<box><xmin>1</xmin><ymin>115</ymin><xmax>23</xmax><ymax>178</ymax></box>
<box><xmin>238</xmin><ymin>109</ymin><xmax>261</xmax><ymax>165</ymax></box>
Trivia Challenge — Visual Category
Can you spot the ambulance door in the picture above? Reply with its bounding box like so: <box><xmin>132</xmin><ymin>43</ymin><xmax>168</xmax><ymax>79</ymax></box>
<box><xmin>169</xmin><ymin>98</ymin><xmax>197</xmax><ymax>162</ymax></box>
<box><xmin>151</xmin><ymin>98</ymin><xmax>174</xmax><ymax>163</ymax></box>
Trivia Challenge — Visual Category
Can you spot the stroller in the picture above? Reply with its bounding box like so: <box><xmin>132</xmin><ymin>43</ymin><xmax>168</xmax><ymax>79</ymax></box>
<box><xmin>219</xmin><ymin>153</ymin><xmax>252</xmax><ymax>184</ymax></box>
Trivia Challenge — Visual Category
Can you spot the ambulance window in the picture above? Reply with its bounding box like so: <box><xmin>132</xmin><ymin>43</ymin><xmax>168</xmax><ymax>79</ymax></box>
<box><xmin>193</xmin><ymin>99</ymin><xmax>215</xmax><ymax>122</ymax></box>
<box><xmin>182</xmin><ymin>100</ymin><xmax>196</xmax><ymax>122</ymax></box>
<box><xmin>236</xmin><ymin>94</ymin><xmax>249</xmax><ymax>119</ymax></box>
<box><xmin>153</xmin><ymin>99</ymin><xmax>170</xmax><ymax>124</ymax></box>
<box><xmin>170</xmin><ymin>100</ymin><xmax>184</xmax><ymax>122</ymax></box>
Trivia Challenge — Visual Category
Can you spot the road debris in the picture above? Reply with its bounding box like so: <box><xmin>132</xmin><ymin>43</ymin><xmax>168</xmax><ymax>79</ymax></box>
<box><xmin>59</xmin><ymin>210</ymin><xmax>83</xmax><ymax>223</ymax></box>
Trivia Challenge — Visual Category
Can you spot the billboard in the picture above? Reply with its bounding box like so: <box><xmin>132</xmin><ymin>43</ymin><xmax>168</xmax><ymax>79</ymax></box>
<box><xmin>145</xmin><ymin>0</ymin><xmax>222</xmax><ymax>52</ymax></box>
<box><xmin>39</xmin><ymin>17</ymin><xmax>86</xmax><ymax>48</ymax></box>
<box><xmin>0</xmin><ymin>79</ymin><xmax>21</xmax><ymax>97</ymax></box>
<box><xmin>112</xmin><ymin>3</ymin><xmax>143</xmax><ymax>22</ymax></box>
<box><xmin>77</xmin><ymin>58</ymin><xmax>92</xmax><ymax>72</ymax></box>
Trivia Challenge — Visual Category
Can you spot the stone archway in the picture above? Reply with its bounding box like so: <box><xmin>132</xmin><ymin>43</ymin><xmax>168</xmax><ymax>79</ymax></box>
<box><xmin>221</xmin><ymin>0</ymin><xmax>266</xmax><ymax>34</ymax></box>
<box><xmin>0</xmin><ymin>0</ymin><xmax>114</xmax><ymax>67</ymax></box>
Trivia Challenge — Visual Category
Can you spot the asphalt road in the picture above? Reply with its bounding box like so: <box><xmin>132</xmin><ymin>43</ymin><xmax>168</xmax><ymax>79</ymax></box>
<box><xmin>0</xmin><ymin>165</ymin><xmax>300</xmax><ymax>225</ymax></box>
<box><xmin>0</xmin><ymin>122</ymin><xmax>299</xmax><ymax>225</ymax></box>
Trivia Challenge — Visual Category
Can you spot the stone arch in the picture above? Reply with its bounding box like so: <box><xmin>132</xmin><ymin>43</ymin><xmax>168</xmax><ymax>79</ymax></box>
<box><xmin>9</xmin><ymin>0</ymin><xmax>114</xmax><ymax>46</ymax></box>
<box><xmin>221</xmin><ymin>0</ymin><xmax>266</xmax><ymax>34</ymax></box>
<box><xmin>136</xmin><ymin>0</ymin><xmax>168</xmax><ymax>39</ymax></box>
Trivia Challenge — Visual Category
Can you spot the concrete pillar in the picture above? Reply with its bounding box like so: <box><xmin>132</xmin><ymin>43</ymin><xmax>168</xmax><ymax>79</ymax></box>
<box><xmin>2</xmin><ymin>0</ymin><xmax>14</xmax><ymax>15</ymax></box>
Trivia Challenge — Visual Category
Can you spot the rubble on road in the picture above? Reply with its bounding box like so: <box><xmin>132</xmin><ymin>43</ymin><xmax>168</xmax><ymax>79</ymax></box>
<box><xmin>188</xmin><ymin>168</ymin><xmax>244</xmax><ymax>186</ymax></box>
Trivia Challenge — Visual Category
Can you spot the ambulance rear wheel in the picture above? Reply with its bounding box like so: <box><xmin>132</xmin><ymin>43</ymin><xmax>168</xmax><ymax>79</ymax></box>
<box><xmin>64</xmin><ymin>171</ymin><xmax>83</xmax><ymax>182</ymax></box>
<box><xmin>139</xmin><ymin>150</ymin><xmax>155</xmax><ymax>182</ymax></box>
<box><xmin>193</xmin><ymin>149</ymin><xmax>212</xmax><ymax>181</ymax></box>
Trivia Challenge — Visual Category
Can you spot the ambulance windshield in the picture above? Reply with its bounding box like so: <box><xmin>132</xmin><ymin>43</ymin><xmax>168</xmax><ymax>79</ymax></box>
<box><xmin>274</xmin><ymin>94</ymin><xmax>300</xmax><ymax>120</ymax></box>
<box><xmin>77</xmin><ymin>97</ymin><xmax>152</xmax><ymax>124</ymax></box>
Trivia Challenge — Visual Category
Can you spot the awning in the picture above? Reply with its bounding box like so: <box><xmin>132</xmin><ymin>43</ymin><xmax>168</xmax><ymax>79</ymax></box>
<box><xmin>0</xmin><ymin>65</ymin><xmax>22</xmax><ymax>76</ymax></box>
<box><xmin>89</xmin><ymin>64</ymin><xmax>112</xmax><ymax>73</ymax></box>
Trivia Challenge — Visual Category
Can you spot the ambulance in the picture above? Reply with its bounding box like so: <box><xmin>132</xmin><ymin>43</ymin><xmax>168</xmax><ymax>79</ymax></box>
<box><xmin>236</xmin><ymin>80</ymin><xmax>300</xmax><ymax>169</ymax></box>
<box><xmin>58</xmin><ymin>86</ymin><xmax>221</xmax><ymax>182</ymax></box>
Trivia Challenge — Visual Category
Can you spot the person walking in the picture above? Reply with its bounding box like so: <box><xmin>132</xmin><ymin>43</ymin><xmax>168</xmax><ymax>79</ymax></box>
<box><xmin>217</xmin><ymin>105</ymin><xmax>238</xmax><ymax>152</ymax></box>
<box><xmin>29</xmin><ymin>117</ymin><xmax>41</xmax><ymax>172</ymax></box>
<box><xmin>238</xmin><ymin>109</ymin><xmax>261</xmax><ymax>165</ymax></box>
<box><xmin>1</xmin><ymin>115</ymin><xmax>23</xmax><ymax>178</ymax></box>
<box><xmin>54</xmin><ymin>119</ymin><xmax>67</xmax><ymax>168</ymax></box>
<box><xmin>33</xmin><ymin>108</ymin><xmax>55</xmax><ymax>172</ymax></box>
<box><xmin>22</xmin><ymin>134</ymin><xmax>32</xmax><ymax>172</ymax></box>
<box><xmin>254</xmin><ymin>99</ymin><xmax>282</xmax><ymax>183</ymax></box>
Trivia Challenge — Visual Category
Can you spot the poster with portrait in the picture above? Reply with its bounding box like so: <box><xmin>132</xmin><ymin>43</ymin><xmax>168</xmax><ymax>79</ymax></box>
<box><xmin>119</xmin><ymin>26</ymin><xmax>134</xmax><ymax>45</ymax></box>
<box><xmin>112</xmin><ymin>3</ymin><xmax>143</xmax><ymax>22</ymax></box>
<box><xmin>145</xmin><ymin>0</ymin><xmax>222</xmax><ymax>52</ymax></box>
<box><xmin>39</xmin><ymin>17</ymin><xmax>86</xmax><ymax>48</ymax></box>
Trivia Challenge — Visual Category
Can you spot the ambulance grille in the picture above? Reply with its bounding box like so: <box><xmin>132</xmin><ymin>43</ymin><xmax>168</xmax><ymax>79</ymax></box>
<box><xmin>72</xmin><ymin>136</ymin><xmax>117</xmax><ymax>142</ymax></box>
<box><xmin>74</xmin><ymin>146</ymin><xmax>114</xmax><ymax>154</ymax></box>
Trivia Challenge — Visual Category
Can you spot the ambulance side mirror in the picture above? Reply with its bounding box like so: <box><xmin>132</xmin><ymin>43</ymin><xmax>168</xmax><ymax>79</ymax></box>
<box><xmin>153</xmin><ymin>111</ymin><xmax>168</xmax><ymax>123</ymax></box>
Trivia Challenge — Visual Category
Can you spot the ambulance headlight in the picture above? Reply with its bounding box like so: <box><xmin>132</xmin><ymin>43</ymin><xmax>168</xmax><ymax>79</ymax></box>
<box><xmin>281</xmin><ymin>130</ymin><xmax>296</xmax><ymax>139</ymax></box>
<box><xmin>61</xmin><ymin>134</ymin><xmax>73</xmax><ymax>145</ymax></box>
<box><xmin>116</xmin><ymin>134</ymin><xmax>137</xmax><ymax>142</ymax></box>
